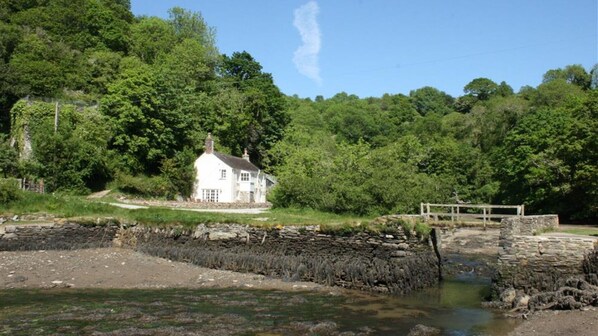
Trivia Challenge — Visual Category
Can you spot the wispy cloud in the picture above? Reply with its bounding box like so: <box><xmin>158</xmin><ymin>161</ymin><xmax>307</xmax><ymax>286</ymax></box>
<box><xmin>293</xmin><ymin>1</ymin><xmax>322</xmax><ymax>85</ymax></box>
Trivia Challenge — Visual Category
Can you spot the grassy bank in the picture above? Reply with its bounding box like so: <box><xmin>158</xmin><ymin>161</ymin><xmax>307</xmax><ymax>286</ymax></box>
<box><xmin>0</xmin><ymin>192</ymin><xmax>376</xmax><ymax>230</ymax></box>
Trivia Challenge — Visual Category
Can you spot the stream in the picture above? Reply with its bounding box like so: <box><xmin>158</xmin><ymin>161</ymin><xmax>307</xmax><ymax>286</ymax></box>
<box><xmin>0</xmin><ymin>274</ymin><xmax>517</xmax><ymax>336</ymax></box>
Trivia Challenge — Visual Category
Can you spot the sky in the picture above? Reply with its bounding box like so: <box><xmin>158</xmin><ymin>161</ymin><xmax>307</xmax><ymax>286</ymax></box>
<box><xmin>130</xmin><ymin>0</ymin><xmax>598</xmax><ymax>99</ymax></box>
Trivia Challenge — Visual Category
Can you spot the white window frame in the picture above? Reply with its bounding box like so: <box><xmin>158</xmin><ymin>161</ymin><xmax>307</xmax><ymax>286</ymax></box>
<box><xmin>202</xmin><ymin>189</ymin><xmax>219</xmax><ymax>202</ymax></box>
<box><xmin>220</xmin><ymin>169</ymin><xmax>227</xmax><ymax>179</ymax></box>
<box><xmin>240</xmin><ymin>172</ymin><xmax>250</xmax><ymax>182</ymax></box>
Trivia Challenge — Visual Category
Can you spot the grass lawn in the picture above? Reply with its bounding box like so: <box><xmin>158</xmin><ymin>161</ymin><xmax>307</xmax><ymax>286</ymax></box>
<box><xmin>558</xmin><ymin>226</ymin><xmax>598</xmax><ymax>237</ymax></box>
<box><xmin>0</xmin><ymin>192</ymin><xmax>375</xmax><ymax>230</ymax></box>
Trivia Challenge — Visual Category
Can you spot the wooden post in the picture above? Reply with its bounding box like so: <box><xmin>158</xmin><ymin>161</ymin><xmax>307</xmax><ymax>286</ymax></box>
<box><xmin>54</xmin><ymin>102</ymin><xmax>59</xmax><ymax>133</ymax></box>
<box><xmin>426</xmin><ymin>203</ymin><xmax>430</xmax><ymax>221</ymax></box>
<box><xmin>451</xmin><ymin>206</ymin><xmax>454</xmax><ymax>223</ymax></box>
<box><xmin>483</xmin><ymin>207</ymin><xmax>487</xmax><ymax>229</ymax></box>
<box><xmin>521</xmin><ymin>204</ymin><xmax>525</xmax><ymax>216</ymax></box>
<box><xmin>420</xmin><ymin>202</ymin><xmax>424</xmax><ymax>217</ymax></box>
<box><xmin>457</xmin><ymin>205</ymin><xmax>460</xmax><ymax>222</ymax></box>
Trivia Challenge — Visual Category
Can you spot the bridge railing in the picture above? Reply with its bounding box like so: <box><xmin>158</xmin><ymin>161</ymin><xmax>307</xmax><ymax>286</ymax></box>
<box><xmin>420</xmin><ymin>203</ymin><xmax>524</xmax><ymax>226</ymax></box>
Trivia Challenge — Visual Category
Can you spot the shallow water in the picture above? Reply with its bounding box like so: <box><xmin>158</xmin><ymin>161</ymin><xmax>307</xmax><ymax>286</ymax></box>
<box><xmin>0</xmin><ymin>277</ymin><xmax>517</xmax><ymax>335</ymax></box>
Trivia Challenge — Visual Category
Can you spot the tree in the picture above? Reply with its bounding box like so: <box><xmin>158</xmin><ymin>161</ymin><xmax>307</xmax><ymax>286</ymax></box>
<box><xmin>101</xmin><ymin>57</ymin><xmax>167</xmax><ymax>174</ymax></box>
<box><xmin>542</xmin><ymin>65</ymin><xmax>591</xmax><ymax>89</ymax></box>
<box><xmin>8</xmin><ymin>31</ymin><xmax>79</xmax><ymax>97</ymax></box>
<box><xmin>590</xmin><ymin>64</ymin><xmax>598</xmax><ymax>89</ymax></box>
<box><xmin>216</xmin><ymin>51</ymin><xmax>289</xmax><ymax>167</ymax></box>
<box><xmin>129</xmin><ymin>17</ymin><xmax>177</xmax><ymax>64</ymax></box>
<box><xmin>496</xmin><ymin>101</ymin><xmax>596</xmax><ymax>221</ymax></box>
<box><xmin>464</xmin><ymin>77</ymin><xmax>499</xmax><ymax>101</ymax></box>
<box><xmin>533</xmin><ymin>79</ymin><xmax>584</xmax><ymax>107</ymax></box>
<box><xmin>409</xmin><ymin>87</ymin><xmax>454</xmax><ymax>116</ymax></box>
<box><xmin>0</xmin><ymin>135</ymin><xmax>18</xmax><ymax>177</ymax></box>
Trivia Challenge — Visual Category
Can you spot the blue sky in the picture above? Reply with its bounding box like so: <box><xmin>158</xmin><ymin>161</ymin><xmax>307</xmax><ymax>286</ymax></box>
<box><xmin>130</xmin><ymin>0</ymin><xmax>597</xmax><ymax>99</ymax></box>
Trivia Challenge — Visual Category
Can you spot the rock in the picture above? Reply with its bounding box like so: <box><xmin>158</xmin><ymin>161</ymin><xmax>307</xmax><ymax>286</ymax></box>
<box><xmin>4</xmin><ymin>225</ymin><xmax>16</xmax><ymax>233</ymax></box>
<box><xmin>309</xmin><ymin>321</ymin><xmax>338</xmax><ymax>334</ymax></box>
<box><xmin>51</xmin><ymin>280</ymin><xmax>63</xmax><ymax>285</ymax></box>
<box><xmin>515</xmin><ymin>294</ymin><xmax>531</xmax><ymax>308</ymax></box>
<box><xmin>11</xmin><ymin>215</ymin><xmax>19</xmax><ymax>221</ymax></box>
<box><xmin>407</xmin><ymin>324</ymin><xmax>441</xmax><ymax>336</ymax></box>
<box><xmin>398</xmin><ymin>243</ymin><xmax>410</xmax><ymax>250</ymax></box>
<box><xmin>391</xmin><ymin>251</ymin><xmax>407</xmax><ymax>257</ymax></box>
<box><xmin>500</xmin><ymin>288</ymin><xmax>517</xmax><ymax>304</ymax></box>
<box><xmin>208</xmin><ymin>231</ymin><xmax>237</xmax><ymax>240</ymax></box>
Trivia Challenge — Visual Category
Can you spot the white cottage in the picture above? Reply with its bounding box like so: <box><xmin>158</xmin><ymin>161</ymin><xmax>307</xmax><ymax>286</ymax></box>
<box><xmin>192</xmin><ymin>134</ymin><xmax>268</xmax><ymax>203</ymax></box>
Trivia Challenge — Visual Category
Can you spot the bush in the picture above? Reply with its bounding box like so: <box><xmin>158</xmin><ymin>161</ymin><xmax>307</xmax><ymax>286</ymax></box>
<box><xmin>0</xmin><ymin>179</ymin><xmax>22</xmax><ymax>204</ymax></box>
<box><xmin>114</xmin><ymin>173</ymin><xmax>169</xmax><ymax>198</ymax></box>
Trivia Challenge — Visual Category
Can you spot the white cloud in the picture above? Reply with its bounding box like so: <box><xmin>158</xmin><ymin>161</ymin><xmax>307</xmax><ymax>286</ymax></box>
<box><xmin>293</xmin><ymin>1</ymin><xmax>322</xmax><ymax>85</ymax></box>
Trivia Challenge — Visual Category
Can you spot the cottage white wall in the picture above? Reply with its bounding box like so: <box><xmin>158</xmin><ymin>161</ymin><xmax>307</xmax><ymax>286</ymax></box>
<box><xmin>193</xmin><ymin>153</ymin><xmax>268</xmax><ymax>203</ymax></box>
<box><xmin>193</xmin><ymin>154</ymin><xmax>234</xmax><ymax>202</ymax></box>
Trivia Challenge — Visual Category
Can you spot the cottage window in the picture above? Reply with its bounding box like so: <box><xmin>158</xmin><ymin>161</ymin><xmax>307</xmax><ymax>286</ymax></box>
<box><xmin>202</xmin><ymin>189</ymin><xmax>219</xmax><ymax>202</ymax></box>
<box><xmin>241</xmin><ymin>172</ymin><xmax>250</xmax><ymax>181</ymax></box>
<box><xmin>220</xmin><ymin>169</ymin><xmax>226</xmax><ymax>179</ymax></box>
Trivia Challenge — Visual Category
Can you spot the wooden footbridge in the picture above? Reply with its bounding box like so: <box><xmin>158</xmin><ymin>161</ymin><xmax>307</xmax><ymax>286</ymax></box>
<box><xmin>420</xmin><ymin>203</ymin><xmax>524</xmax><ymax>226</ymax></box>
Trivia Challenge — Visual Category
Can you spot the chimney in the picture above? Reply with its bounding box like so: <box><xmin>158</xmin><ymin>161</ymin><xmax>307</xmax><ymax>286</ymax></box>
<box><xmin>205</xmin><ymin>133</ymin><xmax>214</xmax><ymax>154</ymax></box>
<box><xmin>242</xmin><ymin>148</ymin><xmax>250</xmax><ymax>161</ymax></box>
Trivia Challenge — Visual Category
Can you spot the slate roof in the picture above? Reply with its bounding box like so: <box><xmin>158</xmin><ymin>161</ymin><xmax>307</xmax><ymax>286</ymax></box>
<box><xmin>213</xmin><ymin>152</ymin><xmax>259</xmax><ymax>172</ymax></box>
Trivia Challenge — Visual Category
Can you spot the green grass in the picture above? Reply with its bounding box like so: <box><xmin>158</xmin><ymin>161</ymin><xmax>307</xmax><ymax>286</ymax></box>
<box><xmin>0</xmin><ymin>192</ymin><xmax>434</xmax><ymax>236</ymax></box>
<box><xmin>0</xmin><ymin>192</ymin><xmax>374</xmax><ymax>230</ymax></box>
<box><xmin>558</xmin><ymin>226</ymin><xmax>598</xmax><ymax>237</ymax></box>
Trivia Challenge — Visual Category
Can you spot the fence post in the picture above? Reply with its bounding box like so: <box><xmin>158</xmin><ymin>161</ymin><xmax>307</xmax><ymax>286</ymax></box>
<box><xmin>426</xmin><ymin>203</ymin><xmax>430</xmax><ymax>221</ymax></box>
<box><xmin>483</xmin><ymin>207</ymin><xmax>487</xmax><ymax>229</ymax></box>
<box><xmin>521</xmin><ymin>205</ymin><xmax>525</xmax><ymax>216</ymax></box>
<box><xmin>451</xmin><ymin>206</ymin><xmax>454</xmax><ymax>223</ymax></box>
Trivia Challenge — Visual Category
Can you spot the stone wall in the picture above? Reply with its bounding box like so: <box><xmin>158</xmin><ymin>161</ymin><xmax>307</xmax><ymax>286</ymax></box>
<box><xmin>0</xmin><ymin>219</ymin><xmax>118</xmax><ymax>251</ymax></box>
<box><xmin>117</xmin><ymin>223</ymin><xmax>442</xmax><ymax>294</ymax></box>
<box><xmin>0</xmin><ymin>219</ymin><xmax>442</xmax><ymax>295</ymax></box>
<box><xmin>499</xmin><ymin>215</ymin><xmax>559</xmax><ymax>237</ymax></box>
<box><xmin>496</xmin><ymin>215</ymin><xmax>598</xmax><ymax>294</ymax></box>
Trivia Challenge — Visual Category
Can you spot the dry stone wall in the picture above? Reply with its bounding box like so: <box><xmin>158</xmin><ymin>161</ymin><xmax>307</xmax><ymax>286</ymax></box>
<box><xmin>0</xmin><ymin>219</ymin><xmax>118</xmax><ymax>251</ymax></box>
<box><xmin>117</xmin><ymin>223</ymin><xmax>442</xmax><ymax>294</ymax></box>
<box><xmin>0</xmin><ymin>219</ymin><xmax>442</xmax><ymax>295</ymax></box>
<box><xmin>496</xmin><ymin>215</ymin><xmax>598</xmax><ymax>294</ymax></box>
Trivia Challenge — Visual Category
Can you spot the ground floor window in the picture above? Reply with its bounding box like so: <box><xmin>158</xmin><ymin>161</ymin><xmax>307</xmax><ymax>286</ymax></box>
<box><xmin>202</xmin><ymin>189</ymin><xmax>219</xmax><ymax>202</ymax></box>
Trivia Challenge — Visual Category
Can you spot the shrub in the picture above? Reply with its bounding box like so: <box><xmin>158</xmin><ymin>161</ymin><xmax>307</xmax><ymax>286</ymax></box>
<box><xmin>0</xmin><ymin>179</ymin><xmax>22</xmax><ymax>204</ymax></box>
<box><xmin>114</xmin><ymin>173</ymin><xmax>169</xmax><ymax>198</ymax></box>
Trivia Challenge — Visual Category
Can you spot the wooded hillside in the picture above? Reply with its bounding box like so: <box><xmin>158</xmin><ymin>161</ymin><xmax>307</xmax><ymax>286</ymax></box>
<box><xmin>0</xmin><ymin>1</ymin><xmax>596</xmax><ymax>222</ymax></box>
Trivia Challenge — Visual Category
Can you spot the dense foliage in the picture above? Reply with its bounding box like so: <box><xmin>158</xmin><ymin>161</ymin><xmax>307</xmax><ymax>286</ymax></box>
<box><xmin>270</xmin><ymin>73</ymin><xmax>597</xmax><ymax>221</ymax></box>
<box><xmin>0</xmin><ymin>1</ymin><xmax>288</xmax><ymax>196</ymax></box>
<box><xmin>0</xmin><ymin>1</ymin><xmax>595</xmax><ymax>222</ymax></box>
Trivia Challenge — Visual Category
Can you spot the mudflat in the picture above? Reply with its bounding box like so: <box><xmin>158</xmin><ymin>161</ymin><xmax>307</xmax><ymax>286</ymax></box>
<box><xmin>0</xmin><ymin>247</ymin><xmax>340</xmax><ymax>293</ymax></box>
<box><xmin>2</xmin><ymin>247</ymin><xmax>597</xmax><ymax>336</ymax></box>
<box><xmin>508</xmin><ymin>309</ymin><xmax>598</xmax><ymax>336</ymax></box>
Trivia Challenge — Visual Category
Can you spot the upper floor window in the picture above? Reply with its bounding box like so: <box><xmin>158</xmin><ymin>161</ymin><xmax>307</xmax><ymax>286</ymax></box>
<box><xmin>241</xmin><ymin>172</ymin><xmax>250</xmax><ymax>181</ymax></box>
<box><xmin>220</xmin><ymin>169</ymin><xmax>226</xmax><ymax>179</ymax></box>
